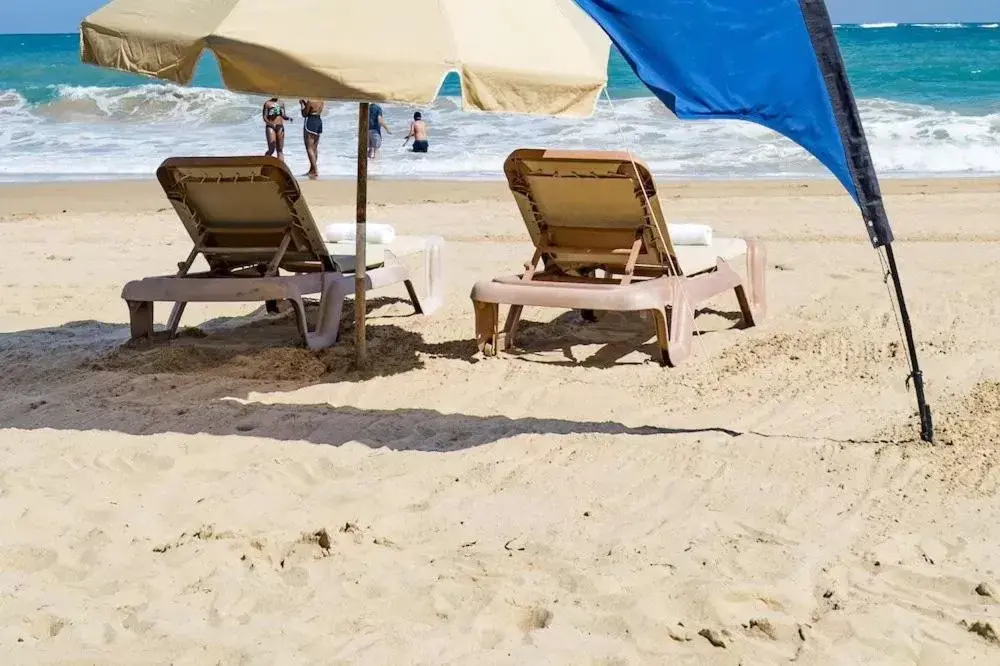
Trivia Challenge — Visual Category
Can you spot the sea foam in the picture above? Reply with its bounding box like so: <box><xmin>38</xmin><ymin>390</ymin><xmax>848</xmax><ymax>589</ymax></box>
<box><xmin>1</xmin><ymin>85</ymin><xmax>999</xmax><ymax>182</ymax></box>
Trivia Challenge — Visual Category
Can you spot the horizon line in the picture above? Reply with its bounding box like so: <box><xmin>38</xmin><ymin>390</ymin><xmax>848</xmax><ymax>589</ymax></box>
<box><xmin>3</xmin><ymin>20</ymin><xmax>1000</xmax><ymax>36</ymax></box>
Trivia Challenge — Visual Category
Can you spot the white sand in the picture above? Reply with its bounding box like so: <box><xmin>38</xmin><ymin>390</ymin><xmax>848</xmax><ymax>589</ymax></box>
<box><xmin>1</xmin><ymin>178</ymin><xmax>999</xmax><ymax>664</ymax></box>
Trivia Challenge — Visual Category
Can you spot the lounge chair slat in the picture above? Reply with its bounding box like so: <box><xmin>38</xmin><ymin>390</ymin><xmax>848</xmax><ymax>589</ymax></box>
<box><xmin>198</xmin><ymin>246</ymin><xmax>298</xmax><ymax>255</ymax></box>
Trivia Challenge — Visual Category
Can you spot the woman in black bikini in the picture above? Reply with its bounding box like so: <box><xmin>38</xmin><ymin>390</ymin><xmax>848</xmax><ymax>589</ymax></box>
<box><xmin>262</xmin><ymin>98</ymin><xmax>291</xmax><ymax>160</ymax></box>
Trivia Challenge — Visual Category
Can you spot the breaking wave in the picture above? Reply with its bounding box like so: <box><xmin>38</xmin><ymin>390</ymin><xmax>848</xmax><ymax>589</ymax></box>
<box><xmin>2</xmin><ymin>85</ymin><xmax>999</xmax><ymax>181</ymax></box>
<box><xmin>850</xmin><ymin>22</ymin><xmax>1000</xmax><ymax>30</ymax></box>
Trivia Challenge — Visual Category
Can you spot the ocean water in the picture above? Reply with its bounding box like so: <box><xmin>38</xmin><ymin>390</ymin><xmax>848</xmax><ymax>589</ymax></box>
<box><xmin>1</xmin><ymin>24</ymin><xmax>999</xmax><ymax>182</ymax></box>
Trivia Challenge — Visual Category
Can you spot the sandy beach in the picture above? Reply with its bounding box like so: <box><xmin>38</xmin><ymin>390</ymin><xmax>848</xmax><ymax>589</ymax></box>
<box><xmin>1</xmin><ymin>176</ymin><xmax>999</xmax><ymax>664</ymax></box>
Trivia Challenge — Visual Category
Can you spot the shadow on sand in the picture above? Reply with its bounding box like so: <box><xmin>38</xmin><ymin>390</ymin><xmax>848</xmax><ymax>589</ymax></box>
<box><xmin>1</xmin><ymin>298</ymin><xmax>747</xmax><ymax>452</ymax></box>
<box><xmin>507</xmin><ymin>306</ymin><xmax>746</xmax><ymax>368</ymax></box>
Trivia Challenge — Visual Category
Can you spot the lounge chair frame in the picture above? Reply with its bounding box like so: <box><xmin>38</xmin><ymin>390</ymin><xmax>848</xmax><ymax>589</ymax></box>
<box><xmin>471</xmin><ymin>149</ymin><xmax>766</xmax><ymax>366</ymax></box>
<box><xmin>122</xmin><ymin>156</ymin><xmax>422</xmax><ymax>350</ymax></box>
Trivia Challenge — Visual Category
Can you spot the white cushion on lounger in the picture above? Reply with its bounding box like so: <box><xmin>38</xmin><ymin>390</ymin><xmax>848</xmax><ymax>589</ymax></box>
<box><xmin>674</xmin><ymin>237</ymin><xmax>747</xmax><ymax>275</ymax></box>
<box><xmin>323</xmin><ymin>222</ymin><xmax>396</xmax><ymax>244</ymax></box>
<box><xmin>324</xmin><ymin>235</ymin><xmax>432</xmax><ymax>273</ymax></box>
<box><xmin>667</xmin><ymin>223</ymin><xmax>713</xmax><ymax>246</ymax></box>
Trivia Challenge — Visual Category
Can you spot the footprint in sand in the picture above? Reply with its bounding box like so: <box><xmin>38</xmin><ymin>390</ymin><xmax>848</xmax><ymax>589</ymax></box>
<box><xmin>519</xmin><ymin>606</ymin><xmax>554</xmax><ymax>632</ymax></box>
<box><xmin>0</xmin><ymin>545</ymin><xmax>58</xmax><ymax>573</ymax></box>
<box><xmin>270</xmin><ymin>458</ymin><xmax>323</xmax><ymax>487</ymax></box>
<box><xmin>23</xmin><ymin>613</ymin><xmax>67</xmax><ymax>640</ymax></box>
<box><xmin>91</xmin><ymin>451</ymin><xmax>175</xmax><ymax>475</ymax></box>
<box><xmin>121</xmin><ymin>606</ymin><xmax>155</xmax><ymax>635</ymax></box>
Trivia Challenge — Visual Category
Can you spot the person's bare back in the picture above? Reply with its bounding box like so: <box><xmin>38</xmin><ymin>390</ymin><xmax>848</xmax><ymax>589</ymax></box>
<box><xmin>410</xmin><ymin>119</ymin><xmax>427</xmax><ymax>141</ymax></box>
<box><xmin>404</xmin><ymin>111</ymin><xmax>430</xmax><ymax>153</ymax></box>
<box><xmin>300</xmin><ymin>99</ymin><xmax>325</xmax><ymax>117</ymax></box>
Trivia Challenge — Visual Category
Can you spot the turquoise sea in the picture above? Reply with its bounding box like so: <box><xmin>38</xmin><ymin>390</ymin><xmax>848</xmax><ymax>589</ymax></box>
<box><xmin>1</xmin><ymin>23</ymin><xmax>998</xmax><ymax>181</ymax></box>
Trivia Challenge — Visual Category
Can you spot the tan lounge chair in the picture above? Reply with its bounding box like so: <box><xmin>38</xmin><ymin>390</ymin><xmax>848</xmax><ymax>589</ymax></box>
<box><xmin>123</xmin><ymin>156</ymin><xmax>439</xmax><ymax>349</ymax></box>
<box><xmin>470</xmin><ymin>149</ymin><xmax>766</xmax><ymax>366</ymax></box>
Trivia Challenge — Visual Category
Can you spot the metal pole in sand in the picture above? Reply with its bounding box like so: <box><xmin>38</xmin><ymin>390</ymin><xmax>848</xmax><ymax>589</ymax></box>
<box><xmin>354</xmin><ymin>102</ymin><xmax>370</xmax><ymax>369</ymax></box>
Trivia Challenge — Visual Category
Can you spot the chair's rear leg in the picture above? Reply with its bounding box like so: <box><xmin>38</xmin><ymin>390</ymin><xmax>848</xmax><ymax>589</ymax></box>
<box><xmin>166</xmin><ymin>302</ymin><xmax>187</xmax><ymax>338</ymax></box>
<box><xmin>654</xmin><ymin>284</ymin><xmax>695</xmax><ymax>367</ymax></box>
<box><xmin>650</xmin><ymin>308</ymin><xmax>671</xmax><ymax>366</ymax></box>
<box><xmin>127</xmin><ymin>300</ymin><xmax>154</xmax><ymax>341</ymax></box>
<box><xmin>665</xmin><ymin>297</ymin><xmax>695</xmax><ymax>366</ymax></box>
<box><xmin>735</xmin><ymin>284</ymin><xmax>755</xmax><ymax>328</ymax></box>
<box><xmin>404</xmin><ymin>279</ymin><xmax>424</xmax><ymax>315</ymax></box>
<box><xmin>741</xmin><ymin>240</ymin><xmax>767</xmax><ymax>325</ymax></box>
<box><xmin>301</xmin><ymin>278</ymin><xmax>353</xmax><ymax>350</ymax></box>
<box><xmin>287</xmin><ymin>298</ymin><xmax>310</xmax><ymax>346</ymax></box>
<box><xmin>474</xmin><ymin>301</ymin><xmax>500</xmax><ymax>356</ymax></box>
<box><xmin>579</xmin><ymin>269</ymin><xmax>598</xmax><ymax>322</ymax></box>
<box><xmin>500</xmin><ymin>305</ymin><xmax>524</xmax><ymax>351</ymax></box>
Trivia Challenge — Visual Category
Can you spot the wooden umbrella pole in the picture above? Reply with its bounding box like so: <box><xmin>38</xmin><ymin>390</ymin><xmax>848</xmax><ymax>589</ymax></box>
<box><xmin>355</xmin><ymin>102</ymin><xmax>370</xmax><ymax>368</ymax></box>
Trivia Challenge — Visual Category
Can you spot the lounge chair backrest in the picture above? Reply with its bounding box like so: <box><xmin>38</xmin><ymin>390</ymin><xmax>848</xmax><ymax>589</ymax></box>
<box><xmin>156</xmin><ymin>156</ymin><xmax>337</xmax><ymax>274</ymax></box>
<box><xmin>503</xmin><ymin>149</ymin><xmax>681</xmax><ymax>276</ymax></box>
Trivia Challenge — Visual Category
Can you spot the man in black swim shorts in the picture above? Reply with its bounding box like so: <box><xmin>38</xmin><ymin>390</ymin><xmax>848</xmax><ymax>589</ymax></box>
<box><xmin>299</xmin><ymin>98</ymin><xmax>325</xmax><ymax>179</ymax></box>
<box><xmin>404</xmin><ymin>111</ymin><xmax>429</xmax><ymax>153</ymax></box>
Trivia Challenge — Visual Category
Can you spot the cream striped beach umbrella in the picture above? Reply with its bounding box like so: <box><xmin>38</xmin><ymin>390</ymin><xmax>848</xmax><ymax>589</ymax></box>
<box><xmin>80</xmin><ymin>0</ymin><xmax>611</xmax><ymax>366</ymax></box>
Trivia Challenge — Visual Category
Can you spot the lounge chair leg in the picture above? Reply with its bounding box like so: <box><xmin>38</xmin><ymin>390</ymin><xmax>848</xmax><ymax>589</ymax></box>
<box><xmin>743</xmin><ymin>240</ymin><xmax>767</xmax><ymax>324</ymax></box>
<box><xmin>166</xmin><ymin>302</ymin><xmax>187</xmax><ymax>338</ymax></box>
<box><xmin>287</xmin><ymin>298</ymin><xmax>311</xmax><ymax>347</ymax></box>
<box><xmin>668</xmin><ymin>298</ymin><xmax>695</xmax><ymax>366</ymax></box>
<box><xmin>474</xmin><ymin>300</ymin><xmax>500</xmax><ymax>356</ymax></box>
<box><xmin>305</xmin><ymin>278</ymin><xmax>352</xmax><ymax>350</ymax></box>
<box><xmin>501</xmin><ymin>305</ymin><xmax>524</xmax><ymax>351</ymax></box>
<box><xmin>127</xmin><ymin>300</ymin><xmax>154</xmax><ymax>341</ymax></box>
<box><xmin>656</xmin><ymin>285</ymin><xmax>695</xmax><ymax>367</ymax></box>
<box><xmin>735</xmin><ymin>285</ymin><xmax>755</xmax><ymax>329</ymax></box>
<box><xmin>403</xmin><ymin>279</ymin><xmax>423</xmax><ymax>315</ymax></box>
<box><xmin>580</xmin><ymin>270</ymin><xmax>598</xmax><ymax>322</ymax></box>
<box><xmin>651</xmin><ymin>309</ymin><xmax>671</xmax><ymax>366</ymax></box>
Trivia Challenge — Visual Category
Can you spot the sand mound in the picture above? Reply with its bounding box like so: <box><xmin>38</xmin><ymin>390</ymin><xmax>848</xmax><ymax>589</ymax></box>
<box><xmin>883</xmin><ymin>380</ymin><xmax>1000</xmax><ymax>447</ymax></box>
<box><xmin>93</xmin><ymin>344</ymin><xmax>329</xmax><ymax>381</ymax></box>
<box><xmin>936</xmin><ymin>380</ymin><xmax>1000</xmax><ymax>447</ymax></box>
<box><xmin>90</xmin><ymin>316</ymin><xmax>428</xmax><ymax>383</ymax></box>
<box><xmin>714</xmin><ymin>327</ymin><xmax>899</xmax><ymax>375</ymax></box>
<box><xmin>875</xmin><ymin>381</ymin><xmax>1000</xmax><ymax>500</ymax></box>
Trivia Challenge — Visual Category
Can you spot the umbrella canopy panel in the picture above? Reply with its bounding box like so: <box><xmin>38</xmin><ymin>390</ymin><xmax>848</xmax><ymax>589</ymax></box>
<box><xmin>81</xmin><ymin>0</ymin><xmax>611</xmax><ymax>117</ymax></box>
<box><xmin>572</xmin><ymin>0</ymin><xmax>892</xmax><ymax>246</ymax></box>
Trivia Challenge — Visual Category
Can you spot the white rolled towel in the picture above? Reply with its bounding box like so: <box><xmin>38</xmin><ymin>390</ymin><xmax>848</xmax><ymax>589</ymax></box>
<box><xmin>667</xmin><ymin>223</ymin><xmax>713</xmax><ymax>246</ymax></box>
<box><xmin>324</xmin><ymin>222</ymin><xmax>396</xmax><ymax>245</ymax></box>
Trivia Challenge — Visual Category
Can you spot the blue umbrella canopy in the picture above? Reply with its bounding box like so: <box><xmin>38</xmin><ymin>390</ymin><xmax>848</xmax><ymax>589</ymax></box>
<box><xmin>573</xmin><ymin>0</ymin><xmax>892</xmax><ymax>247</ymax></box>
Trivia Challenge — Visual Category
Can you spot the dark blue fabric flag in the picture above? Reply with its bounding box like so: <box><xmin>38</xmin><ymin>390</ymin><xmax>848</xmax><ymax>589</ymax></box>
<box><xmin>573</xmin><ymin>0</ymin><xmax>892</xmax><ymax>246</ymax></box>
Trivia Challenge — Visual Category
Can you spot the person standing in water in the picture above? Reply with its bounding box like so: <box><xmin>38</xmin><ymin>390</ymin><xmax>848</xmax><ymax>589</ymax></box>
<box><xmin>403</xmin><ymin>111</ymin><xmax>429</xmax><ymax>153</ymax></box>
<box><xmin>262</xmin><ymin>98</ymin><xmax>292</xmax><ymax>160</ymax></box>
<box><xmin>367</xmin><ymin>103</ymin><xmax>391</xmax><ymax>160</ymax></box>
<box><xmin>299</xmin><ymin>98</ymin><xmax>325</xmax><ymax>179</ymax></box>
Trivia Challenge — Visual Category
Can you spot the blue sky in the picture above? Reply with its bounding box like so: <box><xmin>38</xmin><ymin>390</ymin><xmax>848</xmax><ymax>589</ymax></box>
<box><xmin>1</xmin><ymin>0</ymin><xmax>998</xmax><ymax>33</ymax></box>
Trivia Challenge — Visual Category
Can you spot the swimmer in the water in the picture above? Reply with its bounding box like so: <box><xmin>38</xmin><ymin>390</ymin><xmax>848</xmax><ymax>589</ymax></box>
<box><xmin>403</xmin><ymin>111</ymin><xmax>429</xmax><ymax>153</ymax></box>
<box><xmin>262</xmin><ymin>98</ymin><xmax>292</xmax><ymax>160</ymax></box>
